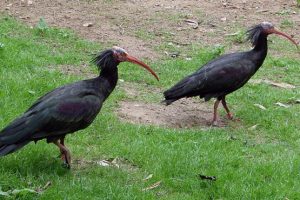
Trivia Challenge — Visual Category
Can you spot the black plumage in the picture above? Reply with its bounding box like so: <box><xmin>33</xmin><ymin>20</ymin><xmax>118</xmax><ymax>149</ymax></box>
<box><xmin>0</xmin><ymin>46</ymin><xmax>158</xmax><ymax>168</ymax></box>
<box><xmin>163</xmin><ymin>22</ymin><xmax>298</xmax><ymax>125</ymax></box>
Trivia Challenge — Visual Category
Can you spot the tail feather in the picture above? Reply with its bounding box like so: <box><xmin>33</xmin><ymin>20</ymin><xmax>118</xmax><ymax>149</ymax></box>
<box><xmin>0</xmin><ymin>113</ymin><xmax>43</xmax><ymax>156</ymax></box>
<box><xmin>0</xmin><ymin>141</ymin><xmax>30</xmax><ymax>156</ymax></box>
<box><xmin>0</xmin><ymin>113</ymin><xmax>42</xmax><ymax>144</ymax></box>
<box><xmin>163</xmin><ymin>77</ymin><xmax>192</xmax><ymax>105</ymax></box>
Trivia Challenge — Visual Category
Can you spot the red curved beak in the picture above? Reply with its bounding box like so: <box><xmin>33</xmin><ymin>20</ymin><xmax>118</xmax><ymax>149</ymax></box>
<box><xmin>125</xmin><ymin>55</ymin><xmax>159</xmax><ymax>81</ymax></box>
<box><xmin>268</xmin><ymin>28</ymin><xmax>299</xmax><ymax>49</ymax></box>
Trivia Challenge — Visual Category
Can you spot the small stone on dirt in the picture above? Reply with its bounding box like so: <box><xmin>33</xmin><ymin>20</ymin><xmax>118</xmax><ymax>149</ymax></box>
<box><xmin>220</xmin><ymin>17</ymin><xmax>227</xmax><ymax>21</ymax></box>
<box><xmin>83</xmin><ymin>22</ymin><xmax>93</xmax><ymax>27</ymax></box>
<box><xmin>184</xmin><ymin>19</ymin><xmax>199</xmax><ymax>29</ymax></box>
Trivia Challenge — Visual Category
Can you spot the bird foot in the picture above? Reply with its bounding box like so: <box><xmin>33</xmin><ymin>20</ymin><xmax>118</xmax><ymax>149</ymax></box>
<box><xmin>227</xmin><ymin>113</ymin><xmax>240</xmax><ymax>121</ymax></box>
<box><xmin>61</xmin><ymin>161</ymin><xmax>71</xmax><ymax>169</ymax></box>
<box><xmin>59</xmin><ymin>152</ymin><xmax>71</xmax><ymax>169</ymax></box>
<box><xmin>60</xmin><ymin>156</ymin><xmax>71</xmax><ymax>169</ymax></box>
<box><xmin>54</xmin><ymin>141</ymin><xmax>71</xmax><ymax>169</ymax></box>
<box><xmin>227</xmin><ymin>113</ymin><xmax>234</xmax><ymax>120</ymax></box>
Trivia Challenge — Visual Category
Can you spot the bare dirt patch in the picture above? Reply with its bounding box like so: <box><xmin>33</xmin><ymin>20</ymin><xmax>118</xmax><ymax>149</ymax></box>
<box><xmin>1</xmin><ymin>0</ymin><xmax>299</xmax><ymax>59</ymax></box>
<box><xmin>116</xmin><ymin>82</ymin><xmax>227</xmax><ymax>129</ymax></box>
<box><xmin>116</xmin><ymin>98</ymin><xmax>227</xmax><ymax>129</ymax></box>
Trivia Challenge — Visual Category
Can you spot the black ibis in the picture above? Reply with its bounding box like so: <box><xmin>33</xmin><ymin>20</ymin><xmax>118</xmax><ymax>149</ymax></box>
<box><xmin>163</xmin><ymin>22</ymin><xmax>298</xmax><ymax>126</ymax></box>
<box><xmin>0</xmin><ymin>46</ymin><xmax>159</xmax><ymax>168</ymax></box>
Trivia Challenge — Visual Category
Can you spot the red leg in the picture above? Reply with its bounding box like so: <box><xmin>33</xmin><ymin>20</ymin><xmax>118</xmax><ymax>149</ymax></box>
<box><xmin>221</xmin><ymin>97</ymin><xmax>233</xmax><ymax>120</ymax></box>
<box><xmin>57</xmin><ymin>137</ymin><xmax>65</xmax><ymax>159</ymax></box>
<box><xmin>212</xmin><ymin>99</ymin><xmax>220</xmax><ymax>126</ymax></box>
<box><xmin>54</xmin><ymin>140</ymin><xmax>71</xmax><ymax>169</ymax></box>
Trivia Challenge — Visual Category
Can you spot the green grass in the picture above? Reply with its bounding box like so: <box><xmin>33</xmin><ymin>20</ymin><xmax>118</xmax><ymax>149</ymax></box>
<box><xmin>0</xmin><ymin>15</ymin><xmax>300</xmax><ymax>199</ymax></box>
<box><xmin>280</xmin><ymin>19</ymin><xmax>294</xmax><ymax>29</ymax></box>
<box><xmin>226</xmin><ymin>30</ymin><xmax>246</xmax><ymax>44</ymax></box>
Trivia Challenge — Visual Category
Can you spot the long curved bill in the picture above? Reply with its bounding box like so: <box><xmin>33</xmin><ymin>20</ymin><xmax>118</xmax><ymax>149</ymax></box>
<box><xmin>270</xmin><ymin>29</ymin><xmax>299</xmax><ymax>49</ymax></box>
<box><xmin>126</xmin><ymin>55</ymin><xmax>159</xmax><ymax>81</ymax></box>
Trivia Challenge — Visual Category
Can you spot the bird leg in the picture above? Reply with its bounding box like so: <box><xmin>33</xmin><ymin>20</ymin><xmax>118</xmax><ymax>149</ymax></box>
<box><xmin>58</xmin><ymin>137</ymin><xmax>65</xmax><ymax>159</ymax></box>
<box><xmin>57</xmin><ymin>137</ymin><xmax>65</xmax><ymax>159</ymax></box>
<box><xmin>221</xmin><ymin>98</ymin><xmax>233</xmax><ymax>120</ymax></box>
<box><xmin>212</xmin><ymin>99</ymin><xmax>220</xmax><ymax>126</ymax></box>
<box><xmin>54</xmin><ymin>140</ymin><xmax>71</xmax><ymax>169</ymax></box>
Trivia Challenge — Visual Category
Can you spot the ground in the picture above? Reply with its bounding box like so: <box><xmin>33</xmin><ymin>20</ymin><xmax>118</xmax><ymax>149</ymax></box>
<box><xmin>2</xmin><ymin>0</ymin><xmax>299</xmax><ymax>59</ymax></box>
<box><xmin>2</xmin><ymin>0</ymin><xmax>298</xmax><ymax>128</ymax></box>
<box><xmin>0</xmin><ymin>1</ymin><xmax>300</xmax><ymax>199</ymax></box>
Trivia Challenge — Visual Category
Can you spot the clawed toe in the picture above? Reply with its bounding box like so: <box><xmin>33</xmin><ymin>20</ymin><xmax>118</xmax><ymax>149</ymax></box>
<box><xmin>227</xmin><ymin>113</ymin><xmax>241</xmax><ymax>122</ymax></box>
<box><xmin>227</xmin><ymin>113</ymin><xmax>234</xmax><ymax>120</ymax></box>
<box><xmin>62</xmin><ymin>160</ymin><xmax>71</xmax><ymax>169</ymax></box>
<box><xmin>60</xmin><ymin>154</ymin><xmax>71</xmax><ymax>169</ymax></box>
<box><xmin>226</xmin><ymin>113</ymin><xmax>240</xmax><ymax>122</ymax></box>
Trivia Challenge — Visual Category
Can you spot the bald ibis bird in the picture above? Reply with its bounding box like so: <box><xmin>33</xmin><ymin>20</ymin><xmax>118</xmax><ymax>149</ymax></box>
<box><xmin>163</xmin><ymin>22</ymin><xmax>298</xmax><ymax>126</ymax></box>
<box><xmin>0</xmin><ymin>46</ymin><xmax>159</xmax><ymax>168</ymax></box>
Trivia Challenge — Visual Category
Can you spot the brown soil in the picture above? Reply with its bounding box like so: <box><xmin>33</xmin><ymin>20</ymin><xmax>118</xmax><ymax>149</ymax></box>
<box><xmin>117</xmin><ymin>98</ymin><xmax>227</xmax><ymax>129</ymax></box>
<box><xmin>116</xmin><ymin>82</ymin><xmax>227</xmax><ymax>128</ymax></box>
<box><xmin>1</xmin><ymin>0</ymin><xmax>299</xmax><ymax>128</ymax></box>
<box><xmin>1</xmin><ymin>0</ymin><xmax>299</xmax><ymax>59</ymax></box>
